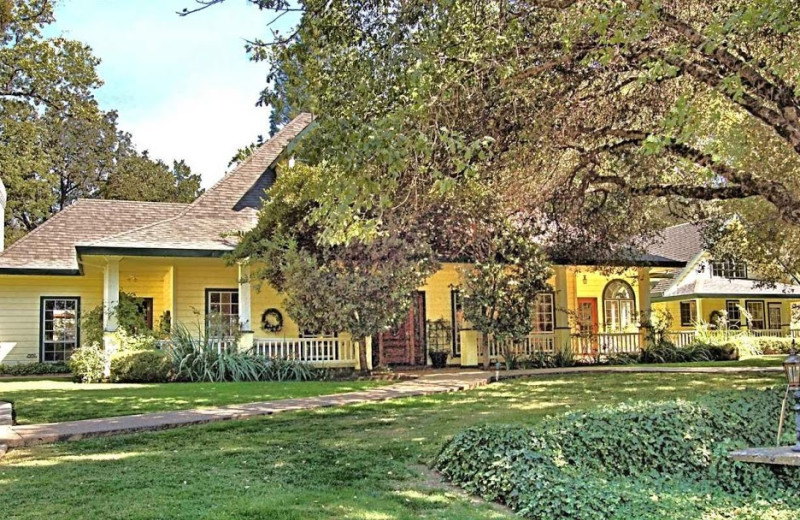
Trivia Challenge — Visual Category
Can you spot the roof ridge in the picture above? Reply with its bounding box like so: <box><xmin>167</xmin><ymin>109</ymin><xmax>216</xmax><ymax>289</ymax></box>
<box><xmin>186</xmin><ymin>112</ymin><xmax>314</xmax><ymax>212</ymax></box>
<box><xmin>75</xmin><ymin>198</ymin><xmax>190</xmax><ymax>207</ymax></box>
<box><xmin>85</xmin><ymin>113</ymin><xmax>314</xmax><ymax>247</ymax></box>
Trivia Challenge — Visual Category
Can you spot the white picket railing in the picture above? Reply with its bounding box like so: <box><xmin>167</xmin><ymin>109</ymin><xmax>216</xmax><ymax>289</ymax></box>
<box><xmin>486</xmin><ymin>333</ymin><xmax>556</xmax><ymax>358</ymax></box>
<box><xmin>750</xmin><ymin>328</ymin><xmax>789</xmax><ymax>338</ymax></box>
<box><xmin>208</xmin><ymin>337</ymin><xmax>238</xmax><ymax>354</ymax></box>
<box><xmin>572</xmin><ymin>332</ymin><xmax>641</xmax><ymax>355</ymax></box>
<box><xmin>665</xmin><ymin>330</ymin><xmax>697</xmax><ymax>348</ymax></box>
<box><xmin>252</xmin><ymin>337</ymin><xmax>356</xmax><ymax>366</ymax></box>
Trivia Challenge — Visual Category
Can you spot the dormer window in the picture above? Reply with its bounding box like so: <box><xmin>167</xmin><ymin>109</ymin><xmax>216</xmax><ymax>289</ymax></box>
<box><xmin>710</xmin><ymin>260</ymin><xmax>747</xmax><ymax>279</ymax></box>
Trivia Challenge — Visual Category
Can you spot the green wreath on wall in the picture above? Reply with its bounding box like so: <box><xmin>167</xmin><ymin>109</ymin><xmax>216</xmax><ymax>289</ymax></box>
<box><xmin>261</xmin><ymin>308</ymin><xmax>284</xmax><ymax>333</ymax></box>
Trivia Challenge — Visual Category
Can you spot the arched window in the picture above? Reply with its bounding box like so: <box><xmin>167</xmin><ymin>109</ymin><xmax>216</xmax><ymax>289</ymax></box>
<box><xmin>603</xmin><ymin>280</ymin><xmax>636</xmax><ymax>332</ymax></box>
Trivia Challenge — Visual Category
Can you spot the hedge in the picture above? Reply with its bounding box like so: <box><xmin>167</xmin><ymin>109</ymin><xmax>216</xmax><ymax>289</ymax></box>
<box><xmin>110</xmin><ymin>350</ymin><xmax>172</xmax><ymax>383</ymax></box>
<box><xmin>0</xmin><ymin>362</ymin><xmax>70</xmax><ymax>376</ymax></box>
<box><xmin>436</xmin><ymin>388</ymin><xmax>800</xmax><ymax>519</ymax></box>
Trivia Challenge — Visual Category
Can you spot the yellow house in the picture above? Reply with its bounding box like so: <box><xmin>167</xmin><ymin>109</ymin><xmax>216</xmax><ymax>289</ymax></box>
<box><xmin>649</xmin><ymin>222</ymin><xmax>800</xmax><ymax>342</ymax></box>
<box><xmin>0</xmin><ymin>114</ymin><xmax>683</xmax><ymax>369</ymax></box>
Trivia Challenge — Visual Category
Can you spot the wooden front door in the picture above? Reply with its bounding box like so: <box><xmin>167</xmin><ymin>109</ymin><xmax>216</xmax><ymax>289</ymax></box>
<box><xmin>376</xmin><ymin>292</ymin><xmax>427</xmax><ymax>366</ymax></box>
<box><xmin>576</xmin><ymin>298</ymin><xmax>599</xmax><ymax>355</ymax></box>
<box><xmin>577</xmin><ymin>298</ymin><xmax>599</xmax><ymax>333</ymax></box>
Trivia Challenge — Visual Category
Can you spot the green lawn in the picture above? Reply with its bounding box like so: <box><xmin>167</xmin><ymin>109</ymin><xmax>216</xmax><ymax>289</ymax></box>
<box><xmin>659</xmin><ymin>354</ymin><xmax>786</xmax><ymax>368</ymax></box>
<box><xmin>0</xmin><ymin>372</ymin><xmax>783</xmax><ymax>520</ymax></box>
<box><xmin>0</xmin><ymin>378</ymin><xmax>390</xmax><ymax>424</ymax></box>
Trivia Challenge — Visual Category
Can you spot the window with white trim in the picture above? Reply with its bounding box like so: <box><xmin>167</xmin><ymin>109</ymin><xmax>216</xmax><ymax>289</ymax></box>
<box><xmin>726</xmin><ymin>300</ymin><xmax>741</xmax><ymax>329</ymax></box>
<box><xmin>41</xmin><ymin>298</ymin><xmax>80</xmax><ymax>362</ymax></box>
<box><xmin>603</xmin><ymin>280</ymin><xmax>636</xmax><ymax>331</ymax></box>
<box><xmin>206</xmin><ymin>289</ymin><xmax>239</xmax><ymax>336</ymax></box>
<box><xmin>768</xmin><ymin>303</ymin><xmax>783</xmax><ymax>331</ymax></box>
<box><xmin>711</xmin><ymin>260</ymin><xmax>747</xmax><ymax>279</ymax></box>
<box><xmin>745</xmin><ymin>301</ymin><xmax>766</xmax><ymax>330</ymax></box>
<box><xmin>532</xmin><ymin>293</ymin><xmax>555</xmax><ymax>333</ymax></box>
<box><xmin>679</xmin><ymin>301</ymin><xmax>697</xmax><ymax>327</ymax></box>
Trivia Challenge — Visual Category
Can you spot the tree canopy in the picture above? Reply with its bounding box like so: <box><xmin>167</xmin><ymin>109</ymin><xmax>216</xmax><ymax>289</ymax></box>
<box><xmin>1</xmin><ymin>1</ymin><xmax>203</xmax><ymax>245</ymax></box>
<box><xmin>196</xmin><ymin>0</ymin><xmax>800</xmax><ymax>281</ymax></box>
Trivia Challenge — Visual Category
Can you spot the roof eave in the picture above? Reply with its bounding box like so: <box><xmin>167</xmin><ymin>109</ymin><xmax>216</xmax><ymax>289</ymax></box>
<box><xmin>0</xmin><ymin>267</ymin><xmax>82</xmax><ymax>276</ymax></box>
<box><xmin>76</xmin><ymin>246</ymin><xmax>232</xmax><ymax>258</ymax></box>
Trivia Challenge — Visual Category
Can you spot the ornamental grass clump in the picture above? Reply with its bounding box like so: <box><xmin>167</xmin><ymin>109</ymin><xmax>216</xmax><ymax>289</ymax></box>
<box><xmin>436</xmin><ymin>388</ymin><xmax>800</xmax><ymax>520</ymax></box>
<box><xmin>168</xmin><ymin>323</ymin><xmax>320</xmax><ymax>382</ymax></box>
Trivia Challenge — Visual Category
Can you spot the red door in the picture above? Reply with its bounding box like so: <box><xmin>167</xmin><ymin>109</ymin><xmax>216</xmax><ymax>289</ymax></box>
<box><xmin>576</xmin><ymin>298</ymin><xmax>599</xmax><ymax>355</ymax></box>
<box><xmin>376</xmin><ymin>292</ymin><xmax>427</xmax><ymax>366</ymax></box>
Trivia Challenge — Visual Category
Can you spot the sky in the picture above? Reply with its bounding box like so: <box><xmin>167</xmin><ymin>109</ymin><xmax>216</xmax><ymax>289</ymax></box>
<box><xmin>50</xmin><ymin>0</ymin><xmax>298</xmax><ymax>188</ymax></box>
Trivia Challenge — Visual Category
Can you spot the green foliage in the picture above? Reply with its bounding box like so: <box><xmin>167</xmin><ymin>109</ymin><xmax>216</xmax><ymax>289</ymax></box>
<box><xmin>460</xmin><ymin>222</ymin><xmax>552</xmax><ymax>369</ymax></box>
<box><xmin>81</xmin><ymin>292</ymin><xmax>155</xmax><ymax>347</ymax></box>
<box><xmin>101</xmin><ymin>155</ymin><xmax>203</xmax><ymax>203</ymax></box>
<box><xmin>553</xmin><ymin>341</ymin><xmax>576</xmax><ymax>367</ymax></box>
<box><xmin>109</xmin><ymin>350</ymin><xmax>172</xmax><ymax>383</ymax></box>
<box><xmin>0</xmin><ymin>2</ymin><xmax>201</xmax><ymax>246</ymax></box>
<box><xmin>260</xmin><ymin>356</ymin><xmax>318</xmax><ymax>382</ymax></box>
<box><xmin>0</xmin><ymin>362</ymin><xmax>70</xmax><ymax>376</ymax></box>
<box><xmin>167</xmin><ymin>323</ymin><xmax>320</xmax><ymax>382</ymax></box>
<box><xmin>68</xmin><ymin>343</ymin><xmax>106</xmax><ymax>384</ymax></box>
<box><xmin>234</xmin><ymin>162</ymin><xmax>437</xmax><ymax>371</ymax></box>
<box><xmin>436</xmin><ymin>388</ymin><xmax>800</xmax><ymax>519</ymax></box>
<box><xmin>758</xmin><ymin>337</ymin><xmax>795</xmax><ymax>354</ymax></box>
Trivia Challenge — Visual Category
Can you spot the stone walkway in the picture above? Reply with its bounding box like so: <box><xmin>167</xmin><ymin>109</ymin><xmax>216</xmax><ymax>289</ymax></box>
<box><xmin>0</xmin><ymin>364</ymin><xmax>782</xmax><ymax>456</ymax></box>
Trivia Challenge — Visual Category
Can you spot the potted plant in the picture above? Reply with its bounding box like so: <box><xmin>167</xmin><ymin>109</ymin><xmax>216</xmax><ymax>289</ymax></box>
<box><xmin>428</xmin><ymin>346</ymin><xmax>450</xmax><ymax>368</ymax></box>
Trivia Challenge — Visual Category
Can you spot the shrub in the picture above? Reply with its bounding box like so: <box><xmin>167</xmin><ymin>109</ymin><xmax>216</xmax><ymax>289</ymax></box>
<box><xmin>640</xmin><ymin>340</ymin><xmax>705</xmax><ymax>363</ymax></box>
<box><xmin>167</xmin><ymin>323</ymin><xmax>321</xmax><ymax>382</ymax></box>
<box><xmin>81</xmin><ymin>292</ymin><xmax>154</xmax><ymax>347</ymax></box>
<box><xmin>0</xmin><ymin>362</ymin><xmax>70</xmax><ymax>376</ymax></box>
<box><xmin>68</xmin><ymin>344</ymin><xmax>107</xmax><ymax>383</ymax></box>
<box><xmin>261</xmin><ymin>356</ymin><xmax>318</xmax><ymax>381</ymax></box>
<box><xmin>436</xmin><ymin>388</ymin><xmax>800</xmax><ymax>520</ymax></box>
<box><xmin>758</xmin><ymin>337</ymin><xmax>795</xmax><ymax>355</ymax></box>
<box><xmin>552</xmin><ymin>341</ymin><xmax>575</xmax><ymax>367</ymax></box>
<box><xmin>110</xmin><ymin>350</ymin><xmax>172</xmax><ymax>383</ymax></box>
<box><xmin>112</xmin><ymin>330</ymin><xmax>159</xmax><ymax>353</ymax></box>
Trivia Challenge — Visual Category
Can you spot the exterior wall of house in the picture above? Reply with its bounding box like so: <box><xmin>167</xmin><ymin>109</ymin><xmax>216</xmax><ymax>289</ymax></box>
<box><xmin>117</xmin><ymin>258</ymin><xmax>174</xmax><ymax>332</ymax></box>
<box><xmin>572</xmin><ymin>268</ymin><xmax>642</xmax><ymax>332</ymax></box>
<box><xmin>0</xmin><ymin>264</ymin><xmax>103</xmax><ymax>364</ymax></box>
<box><xmin>0</xmin><ymin>256</ymin><xmax>653</xmax><ymax>366</ymax></box>
<box><xmin>653</xmin><ymin>297</ymin><xmax>796</xmax><ymax>331</ymax></box>
<box><xmin>172</xmin><ymin>258</ymin><xmax>238</xmax><ymax>330</ymax></box>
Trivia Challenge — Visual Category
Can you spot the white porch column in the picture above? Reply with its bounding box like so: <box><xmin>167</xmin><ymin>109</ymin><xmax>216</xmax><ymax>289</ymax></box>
<box><xmin>103</xmin><ymin>256</ymin><xmax>121</xmax><ymax>333</ymax></box>
<box><xmin>238</xmin><ymin>261</ymin><xmax>254</xmax><ymax>351</ymax></box>
<box><xmin>554</xmin><ymin>266</ymin><xmax>571</xmax><ymax>351</ymax></box>
<box><xmin>102</xmin><ymin>256</ymin><xmax>121</xmax><ymax>376</ymax></box>
<box><xmin>637</xmin><ymin>268</ymin><xmax>652</xmax><ymax>347</ymax></box>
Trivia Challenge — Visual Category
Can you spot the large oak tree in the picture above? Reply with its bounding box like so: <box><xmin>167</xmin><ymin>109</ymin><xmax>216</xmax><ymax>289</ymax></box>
<box><xmin>2</xmin><ymin>1</ymin><xmax>203</xmax><ymax>245</ymax></box>
<box><xmin>192</xmin><ymin>0</ymin><xmax>800</xmax><ymax>280</ymax></box>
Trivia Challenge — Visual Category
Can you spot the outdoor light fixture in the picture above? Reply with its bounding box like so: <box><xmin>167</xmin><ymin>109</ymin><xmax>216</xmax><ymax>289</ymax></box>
<box><xmin>782</xmin><ymin>339</ymin><xmax>800</xmax><ymax>451</ymax></box>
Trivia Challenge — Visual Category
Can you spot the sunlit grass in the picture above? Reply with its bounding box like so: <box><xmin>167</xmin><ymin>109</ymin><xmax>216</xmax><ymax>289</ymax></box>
<box><xmin>0</xmin><ymin>378</ymin><xmax>391</xmax><ymax>424</ymax></box>
<box><xmin>660</xmin><ymin>354</ymin><xmax>785</xmax><ymax>367</ymax></box>
<box><xmin>0</xmin><ymin>372</ymin><xmax>785</xmax><ymax>520</ymax></box>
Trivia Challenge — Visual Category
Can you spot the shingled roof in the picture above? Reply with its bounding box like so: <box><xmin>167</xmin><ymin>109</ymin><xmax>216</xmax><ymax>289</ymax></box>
<box><xmin>0</xmin><ymin>200</ymin><xmax>188</xmax><ymax>273</ymax></box>
<box><xmin>645</xmin><ymin>222</ymin><xmax>704</xmax><ymax>264</ymax></box>
<box><xmin>0</xmin><ymin>113</ymin><xmax>315</xmax><ymax>273</ymax></box>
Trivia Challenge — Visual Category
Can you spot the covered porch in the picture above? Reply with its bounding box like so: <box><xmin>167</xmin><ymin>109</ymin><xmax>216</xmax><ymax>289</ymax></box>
<box><xmin>96</xmin><ymin>255</ymin><xmax>366</xmax><ymax>369</ymax></box>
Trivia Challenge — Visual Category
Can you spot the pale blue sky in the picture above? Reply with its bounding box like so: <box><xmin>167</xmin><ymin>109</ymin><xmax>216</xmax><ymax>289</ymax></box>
<box><xmin>50</xmin><ymin>0</ymin><xmax>299</xmax><ymax>188</ymax></box>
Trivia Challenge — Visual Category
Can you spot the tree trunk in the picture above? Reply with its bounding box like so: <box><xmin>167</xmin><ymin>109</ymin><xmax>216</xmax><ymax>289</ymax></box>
<box><xmin>482</xmin><ymin>333</ymin><xmax>490</xmax><ymax>370</ymax></box>
<box><xmin>357</xmin><ymin>337</ymin><xmax>370</xmax><ymax>375</ymax></box>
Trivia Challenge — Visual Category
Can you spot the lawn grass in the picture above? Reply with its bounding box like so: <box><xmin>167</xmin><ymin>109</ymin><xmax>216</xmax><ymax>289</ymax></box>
<box><xmin>658</xmin><ymin>354</ymin><xmax>786</xmax><ymax>368</ymax></box>
<box><xmin>0</xmin><ymin>371</ymin><xmax>783</xmax><ymax>520</ymax></box>
<box><xmin>0</xmin><ymin>378</ymin><xmax>390</xmax><ymax>424</ymax></box>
